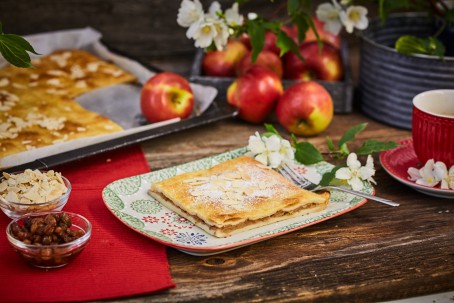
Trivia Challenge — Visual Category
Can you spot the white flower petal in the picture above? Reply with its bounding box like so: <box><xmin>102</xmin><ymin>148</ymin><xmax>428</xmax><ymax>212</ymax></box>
<box><xmin>349</xmin><ymin>177</ymin><xmax>364</xmax><ymax>191</ymax></box>
<box><xmin>254</xmin><ymin>153</ymin><xmax>268</xmax><ymax>166</ymax></box>
<box><xmin>177</xmin><ymin>0</ymin><xmax>204</xmax><ymax>27</ymax></box>
<box><xmin>225</xmin><ymin>2</ymin><xmax>243</xmax><ymax>27</ymax></box>
<box><xmin>441</xmin><ymin>179</ymin><xmax>450</xmax><ymax>189</ymax></box>
<box><xmin>434</xmin><ymin>161</ymin><xmax>448</xmax><ymax>179</ymax></box>
<box><xmin>208</xmin><ymin>1</ymin><xmax>222</xmax><ymax>19</ymax></box>
<box><xmin>323</xmin><ymin>20</ymin><xmax>343</xmax><ymax>35</ymax></box>
<box><xmin>346</xmin><ymin>153</ymin><xmax>361</xmax><ymax>169</ymax></box>
<box><xmin>316</xmin><ymin>3</ymin><xmax>340</xmax><ymax>23</ymax></box>
<box><xmin>264</xmin><ymin>135</ymin><xmax>282</xmax><ymax>152</ymax></box>
<box><xmin>335</xmin><ymin>167</ymin><xmax>352</xmax><ymax>180</ymax></box>
<box><xmin>340</xmin><ymin>5</ymin><xmax>369</xmax><ymax>33</ymax></box>
<box><xmin>407</xmin><ymin>167</ymin><xmax>421</xmax><ymax>181</ymax></box>
<box><xmin>268</xmin><ymin>152</ymin><xmax>284</xmax><ymax>168</ymax></box>
<box><xmin>359</xmin><ymin>166</ymin><xmax>375</xmax><ymax>180</ymax></box>
<box><xmin>248</xmin><ymin>133</ymin><xmax>266</xmax><ymax>154</ymax></box>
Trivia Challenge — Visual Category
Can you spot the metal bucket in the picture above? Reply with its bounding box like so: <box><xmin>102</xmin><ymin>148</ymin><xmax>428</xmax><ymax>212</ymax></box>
<box><xmin>359</xmin><ymin>13</ymin><xmax>454</xmax><ymax>129</ymax></box>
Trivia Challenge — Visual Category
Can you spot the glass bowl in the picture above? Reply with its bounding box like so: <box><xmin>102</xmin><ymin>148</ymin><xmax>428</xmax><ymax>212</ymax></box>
<box><xmin>0</xmin><ymin>170</ymin><xmax>71</xmax><ymax>219</ymax></box>
<box><xmin>6</xmin><ymin>211</ymin><xmax>92</xmax><ymax>269</ymax></box>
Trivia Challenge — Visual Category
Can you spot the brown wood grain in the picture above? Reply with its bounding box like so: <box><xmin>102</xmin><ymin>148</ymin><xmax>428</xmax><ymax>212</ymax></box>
<box><xmin>136</xmin><ymin>114</ymin><xmax>454</xmax><ymax>303</ymax></box>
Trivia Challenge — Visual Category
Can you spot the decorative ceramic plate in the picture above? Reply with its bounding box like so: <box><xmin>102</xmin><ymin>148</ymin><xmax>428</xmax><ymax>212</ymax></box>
<box><xmin>102</xmin><ymin>148</ymin><xmax>372</xmax><ymax>256</ymax></box>
<box><xmin>380</xmin><ymin>138</ymin><xmax>454</xmax><ymax>199</ymax></box>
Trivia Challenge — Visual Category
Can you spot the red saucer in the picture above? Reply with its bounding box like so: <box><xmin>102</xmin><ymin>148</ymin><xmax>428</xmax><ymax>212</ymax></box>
<box><xmin>379</xmin><ymin>138</ymin><xmax>454</xmax><ymax>199</ymax></box>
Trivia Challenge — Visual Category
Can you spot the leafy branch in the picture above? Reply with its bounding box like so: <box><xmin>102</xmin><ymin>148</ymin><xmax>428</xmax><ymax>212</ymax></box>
<box><xmin>0</xmin><ymin>22</ymin><xmax>39</xmax><ymax>68</ymax></box>
<box><xmin>232</xmin><ymin>0</ymin><xmax>322</xmax><ymax>61</ymax></box>
<box><xmin>265</xmin><ymin>122</ymin><xmax>399</xmax><ymax>185</ymax></box>
<box><xmin>375</xmin><ymin>0</ymin><xmax>454</xmax><ymax>57</ymax></box>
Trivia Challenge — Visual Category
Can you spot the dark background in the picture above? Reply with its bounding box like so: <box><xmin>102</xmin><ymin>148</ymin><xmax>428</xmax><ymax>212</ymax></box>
<box><xmin>0</xmin><ymin>0</ymin><xmax>300</xmax><ymax>75</ymax></box>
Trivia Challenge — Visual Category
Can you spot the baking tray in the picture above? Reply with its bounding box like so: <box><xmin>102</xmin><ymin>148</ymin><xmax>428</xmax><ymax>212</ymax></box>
<box><xmin>2</xmin><ymin>99</ymin><xmax>238</xmax><ymax>174</ymax></box>
<box><xmin>189</xmin><ymin>42</ymin><xmax>353</xmax><ymax>114</ymax></box>
<box><xmin>0</xmin><ymin>28</ymin><xmax>238</xmax><ymax>173</ymax></box>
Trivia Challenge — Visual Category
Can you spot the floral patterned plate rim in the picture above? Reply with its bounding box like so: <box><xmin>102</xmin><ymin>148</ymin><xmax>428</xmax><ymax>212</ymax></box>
<box><xmin>380</xmin><ymin>138</ymin><xmax>454</xmax><ymax>199</ymax></box>
<box><xmin>102</xmin><ymin>147</ymin><xmax>371</xmax><ymax>254</ymax></box>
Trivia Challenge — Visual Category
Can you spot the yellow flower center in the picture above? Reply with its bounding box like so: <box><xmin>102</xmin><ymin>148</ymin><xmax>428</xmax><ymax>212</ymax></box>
<box><xmin>349</xmin><ymin>10</ymin><xmax>361</xmax><ymax>22</ymax></box>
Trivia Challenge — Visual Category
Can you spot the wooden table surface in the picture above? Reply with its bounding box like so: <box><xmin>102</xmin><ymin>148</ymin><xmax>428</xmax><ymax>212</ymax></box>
<box><xmin>104</xmin><ymin>111</ymin><xmax>454</xmax><ymax>303</ymax></box>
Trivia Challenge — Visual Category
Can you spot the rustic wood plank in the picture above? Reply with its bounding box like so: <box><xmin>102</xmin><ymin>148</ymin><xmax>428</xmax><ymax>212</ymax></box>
<box><xmin>134</xmin><ymin>113</ymin><xmax>454</xmax><ymax>303</ymax></box>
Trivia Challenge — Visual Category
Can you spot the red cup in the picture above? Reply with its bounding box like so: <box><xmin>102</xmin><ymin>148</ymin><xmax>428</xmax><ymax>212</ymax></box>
<box><xmin>412</xmin><ymin>89</ymin><xmax>454</xmax><ymax>167</ymax></box>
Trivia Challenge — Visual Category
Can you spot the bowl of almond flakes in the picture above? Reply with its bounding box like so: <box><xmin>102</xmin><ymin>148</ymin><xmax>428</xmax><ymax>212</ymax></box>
<box><xmin>0</xmin><ymin>169</ymin><xmax>71</xmax><ymax>219</ymax></box>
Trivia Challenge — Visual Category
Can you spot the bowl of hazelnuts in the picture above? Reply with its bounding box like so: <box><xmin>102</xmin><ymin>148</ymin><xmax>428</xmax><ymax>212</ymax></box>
<box><xmin>6</xmin><ymin>211</ymin><xmax>91</xmax><ymax>268</ymax></box>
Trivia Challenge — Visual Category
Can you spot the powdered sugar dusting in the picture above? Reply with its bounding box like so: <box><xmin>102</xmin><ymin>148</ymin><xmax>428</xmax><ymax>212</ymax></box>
<box><xmin>186</xmin><ymin>162</ymin><xmax>287</xmax><ymax>211</ymax></box>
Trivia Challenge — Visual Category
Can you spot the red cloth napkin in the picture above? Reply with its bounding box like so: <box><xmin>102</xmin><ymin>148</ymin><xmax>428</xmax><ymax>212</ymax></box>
<box><xmin>0</xmin><ymin>145</ymin><xmax>175</xmax><ymax>303</ymax></box>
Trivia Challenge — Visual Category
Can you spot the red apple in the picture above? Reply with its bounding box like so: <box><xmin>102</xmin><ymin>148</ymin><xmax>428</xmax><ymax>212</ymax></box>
<box><xmin>227</xmin><ymin>66</ymin><xmax>283</xmax><ymax>123</ymax></box>
<box><xmin>140</xmin><ymin>72</ymin><xmax>194</xmax><ymax>123</ymax></box>
<box><xmin>284</xmin><ymin>41</ymin><xmax>343</xmax><ymax>81</ymax></box>
<box><xmin>202</xmin><ymin>40</ymin><xmax>248</xmax><ymax>77</ymax></box>
<box><xmin>236</xmin><ymin>50</ymin><xmax>283</xmax><ymax>78</ymax></box>
<box><xmin>276</xmin><ymin>81</ymin><xmax>333</xmax><ymax>136</ymax></box>
<box><xmin>304</xmin><ymin>17</ymin><xmax>341</xmax><ymax>49</ymax></box>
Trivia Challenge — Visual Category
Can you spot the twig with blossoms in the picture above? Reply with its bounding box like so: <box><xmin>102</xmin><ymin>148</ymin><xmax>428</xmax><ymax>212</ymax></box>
<box><xmin>247</xmin><ymin>124</ymin><xmax>396</xmax><ymax>189</ymax></box>
<box><xmin>408</xmin><ymin>159</ymin><xmax>454</xmax><ymax>190</ymax></box>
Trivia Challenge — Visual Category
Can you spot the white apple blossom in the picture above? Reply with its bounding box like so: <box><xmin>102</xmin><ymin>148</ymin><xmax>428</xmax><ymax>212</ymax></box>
<box><xmin>177</xmin><ymin>0</ymin><xmax>203</xmax><ymax>28</ymax></box>
<box><xmin>339</xmin><ymin>5</ymin><xmax>369</xmax><ymax>33</ymax></box>
<box><xmin>443</xmin><ymin>165</ymin><xmax>454</xmax><ymax>189</ymax></box>
<box><xmin>335</xmin><ymin>153</ymin><xmax>376</xmax><ymax>191</ymax></box>
<box><xmin>414</xmin><ymin>159</ymin><xmax>442</xmax><ymax>187</ymax></box>
<box><xmin>407</xmin><ymin>166</ymin><xmax>422</xmax><ymax>182</ymax></box>
<box><xmin>186</xmin><ymin>18</ymin><xmax>218</xmax><ymax>49</ymax></box>
<box><xmin>316</xmin><ymin>1</ymin><xmax>343</xmax><ymax>35</ymax></box>
<box><xmin>208</xmin><ymin>1</ymin><xmax>222</xmax><ymax>19</ymax></box>
<box><xmin>211</xmin><ymin>18</ymin><xmax>230</xmax><ymax>50</ymax></box>
<box><xmin>247</xmin><ymin>12</ymin><xmax>258</xmax><ymax>20</ymax></box>
<box><xmin>407</xmin><ymin>159</ymin><xmax>454</xmax><ymax>189</ymax></box>
<box><xmin>247</xmin><ymin>132</ymin><xmax>295</xmax><ymax>168</ymax></box>
<box><xmin>225</xmin><ymin>3</ymin><xmax>244</xmax><ymax>27</ymax></box>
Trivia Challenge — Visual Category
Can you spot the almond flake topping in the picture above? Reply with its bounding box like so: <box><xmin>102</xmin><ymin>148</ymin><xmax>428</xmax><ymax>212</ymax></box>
<box><xmin>46</xmin><ymin>78</ymin><xmax>63</xmax><ymax>87</ymax></box>
<box><xmin>0</xmin><ymin>90</ymin><xmax>19</xmax><ymax>111</ymax></box>
<box><xmin>0</xmin><ymin>78</ymin><xmax>10</xmax><ymax>87</ymax></box>
<box><xmin>0</xmin><ymin>169</ymin><xmax>67</xmax><ymax>204</ymax></box>
<box><xmin>12</xmin><ymin>83</ymin><xmax>27</xmax><ymax>89</ymax></box>
<box><xmin>70</xmin><ymin>64</ymin><xmax>86</xmax><ymax>79</ymax></box>
<box><xmin>0</xmin><ymin>113</ymin><xmax>66</xmax><ymax>140</ymax></box>
<box><xmin>103</xmin><ymin>68</ymin><xmax>123</xmax><ymax>77</ymax></box>
<box><xmin>47</xmin><ymin>70</ymin><xmax>68</xmax><ymax>77</ymax></box>
<box><xmin>50</xmin><ymin>52</ymin><xmax>71</xmax><ymax>68</ymax></box>
<box><xmin>86</xmin><ymin>62</ymin><xmax>101</xmax><ymax>72</ymax></box>
<box><xmin>75</xmin><ymin>80</ymin><xmax>87</xmax><ymax>88</ymax></box>
<box><xmin>46</xmin><ymin>88</ymin><xmax>67</xmax><ymax>95</ymax></box>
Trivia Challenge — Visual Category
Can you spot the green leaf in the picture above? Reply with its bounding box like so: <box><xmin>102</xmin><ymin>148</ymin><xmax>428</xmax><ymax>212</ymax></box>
<box><xmin>326</xmin><ymin>136</ymin><xmax>335</xmax><ymax>152</ymax></box>
<box><xmin>264</xmin><ymin>123</ymin><xmax>279</xmax><ymax>134</ymax></box>
<box><xmin>338</xmin><ymin>123</ymin><xmax>368</xmax><ymax>148</ymax></box>
<box><xmin>319</xmin><ymin>165</ymin><xmax>343</xmax><ymax>186</ymax></box>
<box><xmin>355</xmin><ymin>140</ymin><xmax>399</xmax><ymax>155</ymax></box>
<box><xmin>0</xmin><ymin>32</ymin><xmax>39</xmax><ymax>68</ymax></box>
<box><xmin>262</xmin><ymin>123</ymin><xmax>281</xmax><ymax>137</ymax></box>
<box><xmin>294</xmin><ymin>141</ymin><xmax>324</xmax><ymax>165</ymax></box>
<box><xmin>246</xmin><ymin>19</ymin><xmax>265</xmax><ymax>62</ymax></box>
<box><xmin>291</xmin><ymin>133</ymin><xmax>298</xmax><ymax>146</ymax></box>
<box><xmin>287</xmin><ymin>0</ymin><xmax>300</xmax><ymax>15</ymax></box>
<box><xmin>338</xmin><ymin>143</ymin><xmax>350</xmax><ymax>158</ymax></box>
<box><xmin>276</xmin><ymin>29</ymin><xmax>301</xmax><ymax>58</ymax></box>
<box><xmin>395</xmin><ymin>35</ymin><xmax>445</xmax><ymax>58</ymax></box>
